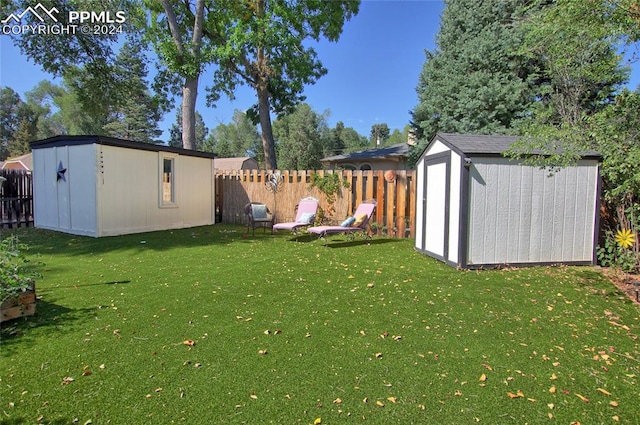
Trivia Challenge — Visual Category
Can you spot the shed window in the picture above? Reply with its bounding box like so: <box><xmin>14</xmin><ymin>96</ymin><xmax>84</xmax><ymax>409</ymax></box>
<box><xmin>160</xmin><ymin>155</ymin><xmax>177</xmax><ymax>207</ymax></box>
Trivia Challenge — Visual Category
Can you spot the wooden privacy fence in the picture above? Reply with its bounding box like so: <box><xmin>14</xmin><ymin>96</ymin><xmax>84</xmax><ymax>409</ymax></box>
<box><xmin>0</xmin><ymin>170</ymin><xmax>33</xmax><ymax>229</ymax></box>
<box><xmin>216</xmin><ymin>169</ymin><xmax>416</xmax><ymax>238</ymax></box>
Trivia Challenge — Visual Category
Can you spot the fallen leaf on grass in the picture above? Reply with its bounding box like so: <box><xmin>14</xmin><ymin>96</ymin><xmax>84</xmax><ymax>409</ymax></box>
<box><xmin>183</xmin><ymin>340</ymin><xmax>195</xmax><ymax>346</ymax></box>
<box><xmin>482</xmin><ymin>364</ymin><xmax>493</xmax><ymax>371</ymax></box>
<box><xmin>549</xmin><ymin>386</ymin><xmax>556</xmax><ymax>394</ymax></box>
<box><xmin>258</xmin><ymin>349</ymin><xmax>268</xmax><ymax>355</ymax></box>
<box><xmin>575</xmin><ymin>393</ymin><xmax>589</xmax><ymax>402</ymax></box>
<box><xmin>61</xmin><ymin>377</ymin><xmax>75</xmax><ymax>385</ymax></box>
<box><xmin>376</xmin><ymin>400</ymin><xmax>385</xmax><ymax>407</ymax></box>
<box><xmin>333</xmin><ymin>398</ymin><xmax>342</xmax><ymax>404</ymax></box>
<box><xmin>613</xmin><ymin>415</ymin><xmax>620</xmax><ymax>422</ymax></box>
<box><xmin>313</xmin><ymin>418</ymin><xmax>322</xmax><ymax>425</ymax></box>
<box><xmin>387</xmin><ymin>396</ymin><xmax>397</xmax><ymax>403</ymax></box>
<box><xmin>507</xmin><ymin>390</ymin><xmax>524</xmax><ymax>399</ymax></box>
<box><xmin>597</xmin><ymin>388</ymin><xmax>611</xmax><ymax>396</ymax></box>
<box><xmin>610</xmin><ymin>401</ymin><xmax>619</xmax><ymax>407</ymax></box>
<box><xmin>479</xmin><ymin>373</ymin><xmax>487</xmax><ymax>382</ymax></box>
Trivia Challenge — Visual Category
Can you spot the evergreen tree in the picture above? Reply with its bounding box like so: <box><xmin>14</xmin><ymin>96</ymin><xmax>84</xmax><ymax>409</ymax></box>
<box><xmin>411</xmin><ymin>0</ymin><xmax>535</xmax><ymax>159</ymax></box>
<box><xmin>325</xmin><ymin>121</ymin><xmax>346</xmax><ymax>156</ymax></box>
<box><xmin>102</xmin><ymin>43</ymin><xmax>164</xmax><ymax>143</ymax></box>
<box><xmin>168</xmin><ymin>110</ymin><xmax>208</xmax><ymax>150</ymax></box>
<box><xmin>9</xmin><ymin>117</ymin><xmax>37</xmax><ymax>156</ymax></box>
<box><xmin>273</xmin><ymin>103</ymin><xmax>327</xmax><ymax>170</ymax></box>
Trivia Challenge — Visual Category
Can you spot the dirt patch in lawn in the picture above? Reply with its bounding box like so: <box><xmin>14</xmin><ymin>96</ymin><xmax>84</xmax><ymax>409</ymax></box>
<box><xmin>603</xmin><ymin>268</ymin><xmax>640</xmax><ymax>305</ymax></box>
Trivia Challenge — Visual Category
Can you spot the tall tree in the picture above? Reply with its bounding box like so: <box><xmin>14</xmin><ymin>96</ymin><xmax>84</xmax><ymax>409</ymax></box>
<box><xmin>0</xmin><ymin>87</ymin><xmax>25</xmax><ymax>159</ymax></box>
<box><xmin>208</xmin><ymin>110</ymin><xmax>262</xmax><ymax>158</ymax></box>
<box><xmin>325</xmin><ymin>121</ymin><xmax>346</xmax><ymax>157</ymax></box>
<box><xmin>370</xmin><ymin>123</ymin><xmax>390</xmax><ymax>146</ymax></box>
<box><xmin>23</xmin><ymin>81</ymin><xmax>66</xmax><ymax>139</ymax></box>
<box><xmin>387</xmin><ymin>126</ymin><xmax>410</xmax><ymax>146</ymax></box>
<box><xmin>4</xmin><ymin>0</ymin><xmax>143</xmax><ymax>119</ymax></box>
<box><xmin>145</xmin><ymin>0</ymin><xmax>219</xmax><ymax>149</ymax></box>
<box><xmin>208</xmin><ymin>0</ymin><xmax>360</xmax><ymax>169</ymax></box>
<box><xmin>168</xmin><ymin>109</ymin><xmax>208</xmax><ymax>150</ymax></box>
<box><xmin>273</xmin><ymin>103</ymin><xmax>327</xmax><ymax>170</ymax></box>
<box><xmin>506</xmin><ymin>0</ymin><xmax>633</xmax><ymax>166</ymax></box>
<box><xmin>411</xmin><ymin>0</ymin><xmax>535</xmax><ymax>159</ymax></box>
<box><xmin>8</xmin><ymin>117</ymin><xmax>38</xmax><ymax>157</ymax></box>
<box><xmin>102</xmin><ymin>42</ymin><xmax>164</xmax><ymax>143</ymax></box>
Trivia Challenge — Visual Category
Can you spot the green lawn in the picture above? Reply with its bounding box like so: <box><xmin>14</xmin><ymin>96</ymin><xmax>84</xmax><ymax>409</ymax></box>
<box><xmin>1</xmin><ymin>225</ymin><xmax>638</xmax><ymax>424</ymax></box>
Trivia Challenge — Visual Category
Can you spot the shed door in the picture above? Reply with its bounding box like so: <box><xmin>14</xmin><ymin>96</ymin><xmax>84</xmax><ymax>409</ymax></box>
<box><xmin>419</xmin><ymin>153</ymin><xmax>450</xmax><ymax>260</ymax></box>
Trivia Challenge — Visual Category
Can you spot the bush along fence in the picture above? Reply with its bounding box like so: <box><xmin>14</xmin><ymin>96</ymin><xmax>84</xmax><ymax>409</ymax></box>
<box><xmin>216</xmin><ymin>169</ymin><xmax>416</xmax><ymax>238</ymax></box>
<box><xmin>0</xmin><ymin>170</ymin><xmax>33</xmax><ymax>229</ymax></box>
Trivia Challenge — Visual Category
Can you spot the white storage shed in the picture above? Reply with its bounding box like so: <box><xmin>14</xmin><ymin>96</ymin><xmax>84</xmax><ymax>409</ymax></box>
<box><xmin>31</xmin><ymin>135</ymin><xmax>217</xmax><ymax>237</ymax></box>
<box><xmin>415</xmin><ymin>133</ymin><xmax>601</xmax><ymax>268</ymax></box>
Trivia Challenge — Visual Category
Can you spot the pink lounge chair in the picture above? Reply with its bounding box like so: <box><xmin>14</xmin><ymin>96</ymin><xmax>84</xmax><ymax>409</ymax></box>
<box><xmin>273</xmin><ymin>197</ymin><xmax>319</xmax><ymax>234</ymax></box>
<box><xmin>307</xmin><ymin>200</ymin><xmax>376</xmax><ymax>239</ymax></box>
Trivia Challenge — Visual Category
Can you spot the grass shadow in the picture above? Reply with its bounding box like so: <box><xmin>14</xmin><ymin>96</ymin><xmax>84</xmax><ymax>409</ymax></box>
<box><xmin>0</xmin><ymin>298</ymin><xmax>94</xmax><ymax>356</ymax></box>
<box><xmin>569</xmin><ymin>267</ymin><xmax>637</xmax><ymax>304</ymax></box>
<box><xmin>2</xmin><ymin>224</ymin><xmax>251</xmax><ymax>258</ymax></box>
<box><xmin>39</xmin><ymin>280</ymin><xmax>132</xmax><ymax>291</ymax></box>
<box><xmin>322</xmin><ymin>238</ymin><xmax>403</xmax><ymax>248</ymax></box>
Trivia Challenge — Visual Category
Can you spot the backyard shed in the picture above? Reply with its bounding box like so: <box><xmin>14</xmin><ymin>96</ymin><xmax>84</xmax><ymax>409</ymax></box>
<box><xmin>31</xmin><ymin>135</ymin><xmax>217</xmax><ymax>237</ymax></box>
<box><xmin>415</xmin><ymin>133</ymin><xmax>601</xmax><ymax>268</ymax></box>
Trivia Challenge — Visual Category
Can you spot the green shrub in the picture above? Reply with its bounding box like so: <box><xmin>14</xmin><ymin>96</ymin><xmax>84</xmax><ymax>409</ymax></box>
<box><xmin>597</xmin><ymin>230</ymin><xmax>638</xmax><ymax>273</ymax></box>
<box><xmin>0</xmin><ymin>236</ymin><xmax>41</xmax><ymax>302</ymax></box>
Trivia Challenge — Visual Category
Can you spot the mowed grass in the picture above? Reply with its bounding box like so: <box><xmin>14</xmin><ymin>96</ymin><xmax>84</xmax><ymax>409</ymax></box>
<box><xmin>0</xmin><ymin>225</ymin><xmax>638</xmax><ymax>424</ymax></box>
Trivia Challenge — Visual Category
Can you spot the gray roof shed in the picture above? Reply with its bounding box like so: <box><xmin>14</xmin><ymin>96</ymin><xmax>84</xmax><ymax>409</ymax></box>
<box><xmin>415</xmin><ymin>133</ymin><xmax>601</xmax><ymax>269</ymax></box>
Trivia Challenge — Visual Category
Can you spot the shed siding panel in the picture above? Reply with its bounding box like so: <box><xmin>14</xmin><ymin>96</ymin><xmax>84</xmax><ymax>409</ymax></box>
<box><xmin>467</xmin><ymin>159</ymin><xmax>597</xmax><ymax>265</ymax></box>
<box><xmin>517</xmin><ymin>166</ymin><xmax>533</xmax><ymax>262</ymax></box>
<box><xmin>55</xmin><ymin>147</ymin><xmax>71</xmax><ymax>231</ymax></box>
<box><xmin>177</xmin><ymin>155</ymin><xmax>214</xmax><ymax>226</ymax></box>
<box><xmin>99</xmin><ymin>146</ymin><xmax>156</xmax><ymax>235</ymax></box>
<box><xmin>68</xmin><ymin>144</ymin><xmax>98</xmax><ymax>235</ymax></box>
<box><xmin>33</xmin><ymin>149</ymin><xmax>60</xmax><ymax>230</ymax></box>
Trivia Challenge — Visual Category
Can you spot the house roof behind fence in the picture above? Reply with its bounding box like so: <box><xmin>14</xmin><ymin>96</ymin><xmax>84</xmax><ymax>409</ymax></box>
<box><xmin>2</xmin><ymin>153</ymin><xmax>32</xmax><ymax>170</ymax></box>
<box><xmin>321</xmin><ymin>143</ymin><xmax>409</xmax><ymax>162</ymax></box>
<box><xmin>214</xmin><ymin>157</ymin><xmax>259</xmax><ymax>170</ymax></box>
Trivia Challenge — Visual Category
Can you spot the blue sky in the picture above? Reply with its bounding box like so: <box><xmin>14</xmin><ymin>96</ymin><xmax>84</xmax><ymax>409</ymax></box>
<box><xmin>1</xmin><ymin>0</ymin><xmax>638</xmax><ymax>142</ymax></box>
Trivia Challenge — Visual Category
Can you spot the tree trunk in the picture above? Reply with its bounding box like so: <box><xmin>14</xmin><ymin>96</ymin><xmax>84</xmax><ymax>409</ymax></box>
<box><xmin>257</xmin><ymin>86</ymin><xmax>277</xmax><ymax>169</ymax></box>
<box><xmin>182</xmin><ymin>77</ymin><xmax>198</xmax><ymax>150</ymax></box>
